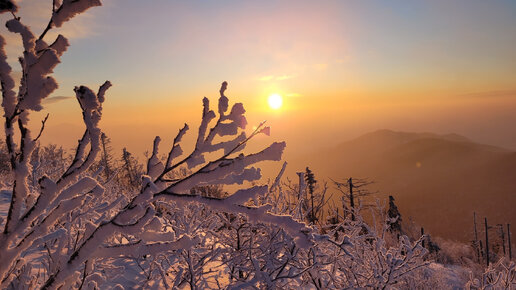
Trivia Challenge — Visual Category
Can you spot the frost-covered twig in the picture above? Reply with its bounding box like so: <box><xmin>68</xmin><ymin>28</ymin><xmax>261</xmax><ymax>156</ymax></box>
<box><xmin>466</xmin><ymin>258</ymin><xmax>516</xmax><ymax>289</ymax></box>
<box><xmin>0</xmin><ymin>1</ymin><xmax>105</xmax><ymax>287</ymax></box>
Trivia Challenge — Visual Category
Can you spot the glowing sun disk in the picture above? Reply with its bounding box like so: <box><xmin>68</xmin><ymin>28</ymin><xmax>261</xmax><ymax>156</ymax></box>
<box><xmin>268</xmin><ymin>94</ymin><xmax>283</xmax><ymax>110</ymax></box>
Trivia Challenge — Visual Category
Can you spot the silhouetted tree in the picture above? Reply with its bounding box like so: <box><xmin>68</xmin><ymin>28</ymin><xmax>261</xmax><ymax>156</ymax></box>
<box><xmin>100</xmin><ymin>133</ymin><xmax>114</xmax><ymax>180</ymax></box>
<box><xmin>485</xmin><ymin>217</ymin><xmax>490</xmax><ymax>266</ymax></box>
<box><xmin>387</xmin><ymin>195</ymin><xmax>402</xmax><ymax>234</ymax></box>
<box><xmin>497</xmin><ymin>224</ymin><xmax>506</xmax><ymax>256</ymax></box>
<box><xmin>190</xmin><ymin>184</ymin><xmax>226</xmax><ymax>198</ymax></box>
<box><xmin>333</xmin><ymin>177</ymin><xmax>374</xmax><ymax>221</ymax></box>
<box><xmin>305</xmin><ymin>167</ymin><xmax>317</xmax><ymax>224</ymax></box>
<box><xmin>508</xmin><ymin>223</ymin><xmax>512</xmax><ymax>260</ymax></box>
<box><xmin>420</xmin><ymin>227</ymin><xmax>440</xmax><ymax>258</ymax></box>
<box><xmin>121</xmin><ymin>147</ymin><xmax>143</xmax><ymax>189</ymax></box>
<box><xmin>472</xmin><ymin>212</ymin><xmax>481</xmax><ymax>263</ymax></box>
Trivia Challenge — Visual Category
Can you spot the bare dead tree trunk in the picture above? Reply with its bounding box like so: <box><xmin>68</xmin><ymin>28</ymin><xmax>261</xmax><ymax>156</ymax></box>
<box><xmin>296</xmin><ymin>172</ymin><xmax>305</xmax><ymax>200</ymax></box>
<box><xmin>479</xmin><ymin>240</ymin><xmax>484</xmax><ymax>261</ymax></box>
<box><xmin>508</xmin><ymin>223</ymin><xmax>512</xmax><ymax>260</ymax></box>
<box><xmin>333</xmin><ymin>177</ymin><xmax>373</xmax><ymax>223</ymax></box>
<box><xmin>348</xmin><ymin>177</ymin><xmax>355</xmax><ymax>221</ymax></box>
<box><xmin>305</xmin><ymin>167</ymin><xmax>317</xmax><ymax>224</ymax></box>
<box><xmin>485</xmin><ymin>217</ymin><xmax>489</xmax><ymax>267</ymax></box>
<box><xmin>474</xmin><ymin>212</ymin><xmax>480</xmax><ymax>263</ymax></box>
<box><xmin>421</xmin><ymin>227</ymin><xmax>425</xmax><ymax>248</ymax></box>
<box><xmin>498</xmin><ymin>224</ymin><xmax>506</xmax><ymax>256</ymax></box>
<box><xmin>474</xmin><ymin>212</ymin><xmax>478</xmax><ymax>242</ymax></box>
<box><xmin>311</xmin><ymin>191</ymin><xmax>315</xmax><ymax>223</ymax></box>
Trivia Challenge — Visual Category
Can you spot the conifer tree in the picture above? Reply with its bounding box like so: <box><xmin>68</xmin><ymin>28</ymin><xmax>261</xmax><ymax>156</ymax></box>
<box><xmin>121</xmin><ymin>147</ymin><xmax>143</xmax><ymax>189</ymax></box>
<box><xmin>305</xmin><ymin>167</ymin><xmax>317</xmax><ymax>224</ymax></box>
<box><xmin>387</xmin><ymin>195</ymin><xmax>402</xmax><ymax>234</ymax></box>
<box><xmin>100</xmin><ymin>133</ymin><xmax>114</xmax><ymax>180</ymax></box>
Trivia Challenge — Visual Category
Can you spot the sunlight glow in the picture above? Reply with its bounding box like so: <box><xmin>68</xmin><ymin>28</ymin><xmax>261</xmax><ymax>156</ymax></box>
<box><xmin>268</xmin><ymin>94</ymin><xmax>283</xmax><ymax>110</ymax></box>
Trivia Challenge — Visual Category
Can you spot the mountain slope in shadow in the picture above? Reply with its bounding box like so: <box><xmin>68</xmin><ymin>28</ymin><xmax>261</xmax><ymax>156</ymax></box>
<box><xmin>307</xmin><ymin>129</ymin><xmax>516</xmax><ymax>242</ymax></box>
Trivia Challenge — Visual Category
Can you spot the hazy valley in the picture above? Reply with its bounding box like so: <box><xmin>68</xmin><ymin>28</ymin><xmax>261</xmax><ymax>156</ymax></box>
<box><xmin>294</xmin><ymin>129</ymin><xmax>516</xmax><ymax>242</ymax></box>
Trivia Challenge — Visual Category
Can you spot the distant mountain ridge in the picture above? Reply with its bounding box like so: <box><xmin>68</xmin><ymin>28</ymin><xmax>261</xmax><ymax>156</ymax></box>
<box><xmin>333</xmin><ymin>129</ymin><xmax>507</xmax><ymax>156</ymax></box>
<box><xmin>304</xmin><ymin>129</ymin><xmax>516</xmax><ymax>242</ymax></box>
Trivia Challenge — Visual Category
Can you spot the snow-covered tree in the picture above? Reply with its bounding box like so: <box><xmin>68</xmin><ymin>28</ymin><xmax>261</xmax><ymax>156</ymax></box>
<box><xmin>0</xmin><ymin>1</ymin><xmax>443</xmax><ymax>289</ymax></box>
<box><xmin>466</xmin><ymin>258</ymin><xmax>516</xmax><ymax>289</ymax></box>
<box><xmin>0</xmin><ymin>1</ymin><xmax>312</xmax><ymax>288</ymax></box>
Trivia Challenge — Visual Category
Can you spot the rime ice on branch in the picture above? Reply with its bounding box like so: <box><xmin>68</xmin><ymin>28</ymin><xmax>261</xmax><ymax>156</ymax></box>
<box><xmin>0</xmin><ymin>0</ymin><xmax>106</xmax><ymax>287</ymax></box>
<box><xmin>1</xmin><ymin>1</ymin><xmax>430</xmax><ymax>288</ymax></box>
<box><xmin>37</xmin><ymin>79</ymin><xmax>305</xmax><ymax>288</ymax></box>
<box><xmin>1</xmin><ymin>1</ymin><xmax>306</xmax><ymax>287</ymax></box>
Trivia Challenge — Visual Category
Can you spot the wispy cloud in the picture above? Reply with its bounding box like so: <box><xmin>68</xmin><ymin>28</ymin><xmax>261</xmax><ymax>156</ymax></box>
<box><xmin>460</xmin><ymin>90</ymin><xmax>516</xmax><ymax>99</ymax></box>
<box><xmin>48</xmin><ymin>13</ymin><xmax>100</xmax><ymax>40</ymax></box>
<box><xmin>259</xmin><ymin>75</ymin><xmax>275</xmax><ymax>81</ymax></box>
<box><xmin>43</xmin><ymin>96</ymin><xmax>73</xmax><ymax>104</ymax></box>
<box><xmin>276</xmin><ymin>75</ymin><xmax>294</xmax><ymax>81</ymax></box>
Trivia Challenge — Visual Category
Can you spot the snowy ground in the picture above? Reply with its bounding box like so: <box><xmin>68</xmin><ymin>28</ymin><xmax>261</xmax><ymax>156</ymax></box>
<box><xmin>423</xmin><ymin>263</ymin><xmax>471</xmax><ymax>289</ymax></box>
<box><xmin>0</xmin><ymin>189</ymin><xmax>10</xmax><ymax>229</ymax></box>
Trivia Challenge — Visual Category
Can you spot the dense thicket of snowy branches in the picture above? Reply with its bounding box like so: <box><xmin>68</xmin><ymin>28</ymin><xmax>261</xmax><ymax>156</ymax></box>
<box><xmin>1</xmin><ymin>1</ymin><xmax>513</xmax><ymax>289</ymax></box>
<box><xmin>0</xmin><ymin>1</ymin><xmax>307</xmax><ymax>288</ymax></box>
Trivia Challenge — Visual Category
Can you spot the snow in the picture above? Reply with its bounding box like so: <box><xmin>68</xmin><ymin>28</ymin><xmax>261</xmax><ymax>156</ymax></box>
<box><xmin>0</xmin><ymin>190</ymin><xmax>11</xmax><ymax>229</ymax></box>
<box><xmin>2</xmin><ymin>1</ymin><xmax>511</xmax><ymax>288</ymax></box>
<box><xmin>52</xmin><ymin>0</ymin><xmax>102</xmax><ymax>28</ymax></box>
<box><xmin>48</xmin><ymin>35</ymin><xmax>70</xmax><ymax>57</ymax></box>
<box><xmin>0</xmin><ymin>35</ymin><xmax>16</xmax><ymax>117</ymax></box>
<box><xmin>6</xmin><ymin>19</ymin><xmax>36</xmax><ymax>55</ymax></box>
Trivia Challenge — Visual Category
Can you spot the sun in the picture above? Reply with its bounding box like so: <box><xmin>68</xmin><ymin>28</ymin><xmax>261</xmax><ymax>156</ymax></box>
<box><xmin>268</xmin><ymin>94</ymin><xmax>283</xmax><ymax>110</ymax></box>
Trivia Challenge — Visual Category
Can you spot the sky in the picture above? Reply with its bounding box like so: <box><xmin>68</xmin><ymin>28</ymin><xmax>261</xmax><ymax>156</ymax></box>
<box><xmin>1</xmin><ymin>0</ymin><xmax>516</xmax><ymax>164</ymax></box>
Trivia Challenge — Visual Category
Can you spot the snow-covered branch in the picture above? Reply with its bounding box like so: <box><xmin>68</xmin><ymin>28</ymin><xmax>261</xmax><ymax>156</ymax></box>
<box><xmin>0</xmin><ymin>1</ymin><xmax>438</xmax><ymax>289</ymax></box>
